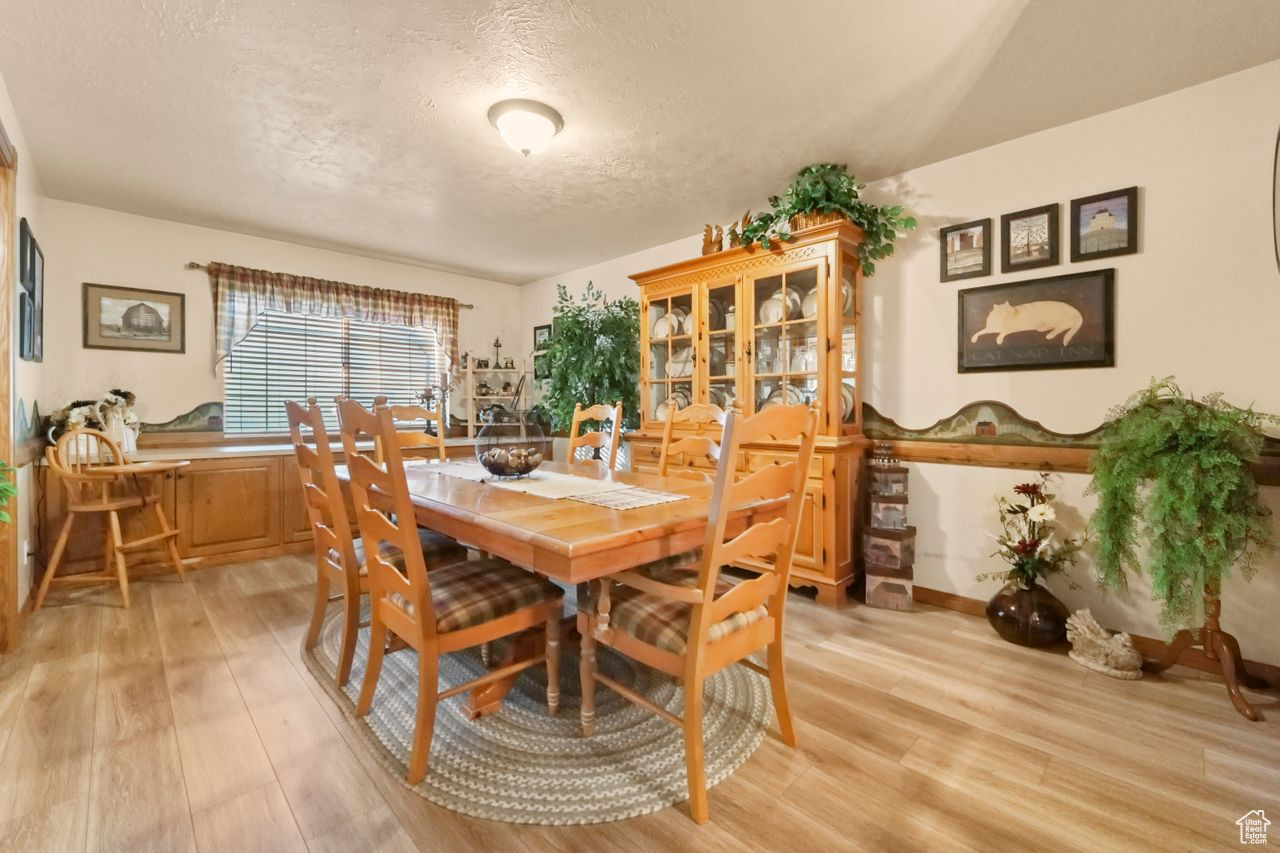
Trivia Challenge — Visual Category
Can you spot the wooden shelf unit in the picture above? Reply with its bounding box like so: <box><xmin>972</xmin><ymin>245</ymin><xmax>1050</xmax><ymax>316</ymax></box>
<box><xmin>627</xmin><ymin>219</ymin><xmax>869</xmax><ymax>607</ymax></box>
<box><xmin>463</xmin><ymin>361</ymin><xmax>529</xmax><ymax>438</ymax></box>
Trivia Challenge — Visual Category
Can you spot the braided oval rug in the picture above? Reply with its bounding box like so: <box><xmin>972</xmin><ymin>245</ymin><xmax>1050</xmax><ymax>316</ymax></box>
<box><xmin>302</xmin><ymin>603</ymin><xmax>771</xmax><ymax>825</ymax></box>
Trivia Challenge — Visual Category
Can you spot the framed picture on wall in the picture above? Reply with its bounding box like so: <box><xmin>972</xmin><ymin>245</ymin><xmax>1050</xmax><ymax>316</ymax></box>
<box><xmin>533</xmin><ymin>352</ymin><xmax>550</xmax><ymax>380</ymax></box>
<box><xmin>83</xmin><ymin>283</ymin><xmax>187</xmax><ymax>353</ymax></box>
<box><xmin>533</xmin><ymin>323</ymin><xmax>552</xmax><ymax>350</ymax></box>
<box><xmin>939</xmin><ymin>218</ymin><xmax>991</xmax><ymax>282</ymax></box>
<box><xmin>957</xmin><ymin>269</ymin><xmax>1115</xmax><ymax>373</ymax></box>
<box><xmin>17</xmin><ymin>219</ymin><xmax>43</xmax><ymax>362</ymax></box>
<box><xmin>1000</xmin><ymin>203</ymin><xmax>1059</xmax><ymax>272</ymax></box>
<box><xmin>1070</xmin><ymin>186</ymin><xmax>1138</xmax><ymax>261</ymax></box>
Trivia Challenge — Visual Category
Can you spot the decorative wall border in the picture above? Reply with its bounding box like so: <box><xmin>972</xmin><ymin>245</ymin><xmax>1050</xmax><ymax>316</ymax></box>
<box><xmin>141</xmin><ymin>401</ymin><xmax>224</xmax><ymax>433</ymax></box>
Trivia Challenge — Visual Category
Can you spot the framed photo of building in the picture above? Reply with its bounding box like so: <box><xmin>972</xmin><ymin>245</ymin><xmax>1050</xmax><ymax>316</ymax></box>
<box><xmin>1070</xmin><ymin>186</ymin><xmax>1138</xmax><ymax>261</ymax></box>
<box><xmin>533</xmin><ymin>323</ymin><xmax>552</xmax><ymax>350</ymax></box>
<box><xmin>940</xmin><ymin>218</ymin><xmax>991</xmax><ymax>281</ymax></box>
<box><xmin>83</xmin><ymin>283</ymin><xmax>186</xmax><ymax>353</ymax></box>
<box><xmin>957</xmin><ymin>269</ymin><xmax>1115</xmax><ymax>373</ymax></box>
<box><xmin>1001</xmin><ymin>203</ymin><xmax>1058</xmax><ymax>272</ymax></box>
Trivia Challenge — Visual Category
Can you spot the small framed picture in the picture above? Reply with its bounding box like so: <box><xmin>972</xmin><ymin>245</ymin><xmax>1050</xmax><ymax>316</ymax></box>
<box><xmin>533</xmin><ymin>323</ymin><xmax>552</xmax><ymax>350</ymax></box>
<box><xmin>83</xmin><ymin>283</ymin><xmax>186</xmax><ymax>353</ymax></box>
<box><xmin>1001</xmin><ymin>203</ymin><xmax>1058</xmax><ymax>272</ymax></box>
<box><xmin>957</xmin><ymin>269</ymin><xmax>1115</xmax><ymax>373</ymax></box>
<box><xmin>1070</xmin><ymin>186</ymin><xmax>1138</xmax><ymax>261</ymax></box>
<box><xmin>939</xmin><ymin>219</ymin><xmax>991</xmax><ymax>282</ymax></box>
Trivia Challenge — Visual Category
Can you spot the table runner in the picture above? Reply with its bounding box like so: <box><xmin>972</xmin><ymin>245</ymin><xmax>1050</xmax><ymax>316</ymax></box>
<box><xmin>408</xmin><ymin>459</ymin><xmax>690</xmax><ymax>507</ymax></box>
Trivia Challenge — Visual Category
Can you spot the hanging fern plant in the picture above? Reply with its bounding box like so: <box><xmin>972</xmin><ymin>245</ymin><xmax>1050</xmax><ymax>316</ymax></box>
<box><xmin>540</xmin><ymin>282</ymin><xmax>640</xmax><ymax>433</ymax></box>
<box><xmin>1087</xmin><ymin>377</ymin><xmax>1277</xmax><ymax>631</ymax></box>
<box><xmin>738</xmin><ymin>163</ymin><xmax>917</xmax><ymax>275</ymax></box>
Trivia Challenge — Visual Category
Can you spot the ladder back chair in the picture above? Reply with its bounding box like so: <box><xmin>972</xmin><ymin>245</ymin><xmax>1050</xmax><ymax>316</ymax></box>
<box><xmin>289</xmin><ymin>398</ymin><xmax>466</xmax><ymax>686</ymax></box>
<box><xmin>578</xmin><ymin>403</ymin><xmax>819</xmax><ymax>823</ymax></box>
<box><xmin>657</xmin><ymin>401</ymin><xmax>728</xmax><ymax>482</ymax></box>
<box><xmin>568</xmin><ymin>401</ymin><xmax>623</xmax><ymax>469</ymax></box>
<box><xmin>37</xmin><ymin>428</ymin><xmax>186</xmax><ymax>610</ymax></box>
<box><xmin>371</xmin><ymin>394</ymin><xmax>449</xmax><ymax>464</ymax></box>
<box><xmin>337</xmin><ymin>397</ymin><xmax>565</xmax><ymax>785</ymax></box>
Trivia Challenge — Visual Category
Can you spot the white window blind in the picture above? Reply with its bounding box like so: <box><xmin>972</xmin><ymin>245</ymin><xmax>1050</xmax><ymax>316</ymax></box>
<box><xmin>223</xmin><ymin>310</ymin><xmax>441</xmax><ymax>434</ymax></box>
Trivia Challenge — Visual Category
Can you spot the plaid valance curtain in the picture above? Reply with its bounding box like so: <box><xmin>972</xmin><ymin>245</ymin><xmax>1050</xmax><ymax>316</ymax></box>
<box><xmin>207</xmin><ymin>261</ymin><xmax>459</xmax><ymax>377</ymax></box>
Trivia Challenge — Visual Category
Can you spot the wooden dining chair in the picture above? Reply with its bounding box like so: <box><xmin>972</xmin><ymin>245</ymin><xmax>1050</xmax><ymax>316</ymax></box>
<box><xmin>568</xmin><ymin>401</ymin><xmax>623</xmax><ymax>469</ymax></box>
<box><xmin>36</xmin><ymin>428</ymin><xmax>186</xmax><ymax>610</ymax></box>
<box><xmin>578</xmin><ymin>403</ymin><xmax>819</xmax><ymax>823</ymax></box>
<box><xmin>288</xmin><ymin>398</ymin><xmax>465</xmax><ymax>687</ymax></box>
<box><xmin>337</xmin><ymin>397</ymin><xmax>565</xmax><ymax>785</ymax></box>
<box><xmin>371</xmin><ymin>394</ymin><xmax>448</xmax><ymax>463</ymax></box>
<box><xmin>658</xmin><ymin>401</ymin><xmax>728</xmax><ymax>482</ymax></box>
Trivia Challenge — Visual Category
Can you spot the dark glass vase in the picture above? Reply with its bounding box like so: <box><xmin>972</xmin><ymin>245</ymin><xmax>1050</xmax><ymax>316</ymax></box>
<box><xmin>985</xmin><ymin>582</ymin><xmax>1069</xmax><ymax>647</ymax></box>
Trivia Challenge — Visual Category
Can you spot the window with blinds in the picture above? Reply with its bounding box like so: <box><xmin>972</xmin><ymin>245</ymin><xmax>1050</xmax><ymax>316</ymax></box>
<box><xmin>223</xmin><ymin>310</ymin><xmax>441</xmax><ymax>434</ymax></box>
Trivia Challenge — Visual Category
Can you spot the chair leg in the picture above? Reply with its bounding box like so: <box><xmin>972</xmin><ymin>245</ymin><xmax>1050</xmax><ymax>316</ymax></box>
<box><xmin>767</xmin><ymin>638</ymin><xmax>797</xmax><ymax>747</ymax></box>
<box><xmin>152</xmin><ymin>502</ymin><xmax>186</xmax><ymax>582</ymax></box>
<box><xmin>335</xmin><ymin>588</ymin><xmax>360</xmax><ymax>688</ymax></box>
<box><xmin>406</xmin><ymin>650</ymin><xmax>439</xmax><ymax>786</ymax></box>
<box><xmin>34</xmin><ymin>514</ymin><xmax>76</xmax><ymax>611</ymax></box>
<box><xmin>304</xmin><ymin>569</ymin><xmax>329</xmax><ymax>654</ymax></box>
<box><xmin>108</xmin><ymin>511</ymin><xmax>130</xmax><ymax>609</ymax></box>
<box><xmin>682</xmin><ymin>676</ymin><xmax>708</xmax><ymax>824</ymax></box>
<box><xmin>545</xmin><ymin>606</ymin><xmax>562</xmax><ymax>716</ymax></box>
<box><xmin>356</xmin><ymin>612</ymin><xmax>388</xmax><ymax>716</ymax></box>
<box><xmin>579</xmin><ymin>590</ymin><xmax>597</xmax><ymax>736</ymax></box>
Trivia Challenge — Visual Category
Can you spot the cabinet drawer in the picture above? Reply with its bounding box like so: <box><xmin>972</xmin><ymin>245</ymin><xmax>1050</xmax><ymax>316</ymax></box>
<box><xmin>744</xmin><ymin>449</ymin><xmax>825</xmax><ymax>481</ymax></box>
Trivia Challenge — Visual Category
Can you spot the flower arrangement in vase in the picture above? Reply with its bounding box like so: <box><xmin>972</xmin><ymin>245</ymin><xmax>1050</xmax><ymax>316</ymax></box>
<box><xmin>48</xmin><ymin>388</ymin><xmax>141</xmax><ymax>454</ymax></box>
<box><xmin>978</xmin><ymin>474</ymin><xmax>1085</xmax><ymax>647</ymax></box>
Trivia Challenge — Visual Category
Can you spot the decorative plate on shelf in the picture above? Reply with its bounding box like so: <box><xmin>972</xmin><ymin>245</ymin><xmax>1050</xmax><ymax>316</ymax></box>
<box><xmin>666</xmin><ymin>346</ymin><xmax>694</xmax><ymax>378</ymax></box>
<box><xmin>801</xmin><ymin>289</ymin><xmax>819</xmax><ymax>319</ymax></box>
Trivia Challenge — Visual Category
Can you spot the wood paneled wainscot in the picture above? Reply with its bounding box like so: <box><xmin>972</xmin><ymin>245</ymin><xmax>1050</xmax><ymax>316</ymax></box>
<box><xmin>629</xmin><ymin>219</ymin><xmax>869</xmax><ymax>607</ymax></box>
<box><xmin>175</xmin><ymin>457</ymin><xmax>282</xmax><ymax>556</ymax></box>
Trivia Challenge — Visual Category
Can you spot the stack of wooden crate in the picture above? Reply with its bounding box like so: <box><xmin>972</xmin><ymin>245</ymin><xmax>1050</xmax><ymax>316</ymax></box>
<box><xmin>863</xmin><ymin>445</ymin><xmax>915</xmax><ymax>610</ymax></box>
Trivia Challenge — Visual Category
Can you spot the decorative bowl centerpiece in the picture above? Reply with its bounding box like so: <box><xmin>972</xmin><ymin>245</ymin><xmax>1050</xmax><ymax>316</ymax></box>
<box><xmin>475</xmin><ymin>410</ymin><xmax>548</xmax><ymax>478</ymax></box>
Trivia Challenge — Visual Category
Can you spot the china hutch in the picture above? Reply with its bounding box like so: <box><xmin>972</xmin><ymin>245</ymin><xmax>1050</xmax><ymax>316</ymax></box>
<box><xmin>628</xmin><ymin>218</ymin><xmax>868</xmax><ymax>606</ymax></box>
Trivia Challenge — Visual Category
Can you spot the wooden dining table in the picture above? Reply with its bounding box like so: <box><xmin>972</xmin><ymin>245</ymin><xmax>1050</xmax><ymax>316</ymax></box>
<box><xmin>336</xmin><ymin>458</ymin><xmax>783</xmax><ymax>716</ymax></box>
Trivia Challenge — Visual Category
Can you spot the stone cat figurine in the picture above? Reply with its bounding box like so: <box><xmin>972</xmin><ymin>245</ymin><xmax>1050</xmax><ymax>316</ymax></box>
<box><xmin>970</xmin><ymin>300</ymin><xmax>1084</xmax><ymax>346</ymax></box>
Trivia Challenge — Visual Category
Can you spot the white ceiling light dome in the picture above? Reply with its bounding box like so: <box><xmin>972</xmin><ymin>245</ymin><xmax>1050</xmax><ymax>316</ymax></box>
<box><xmin>487</xmin><ymin>99</ymin><xmax>564</xmax><ymax>157</ymax></box>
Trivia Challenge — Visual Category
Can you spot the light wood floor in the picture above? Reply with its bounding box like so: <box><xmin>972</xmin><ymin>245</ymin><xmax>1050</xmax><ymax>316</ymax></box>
<box><xmin>1</xmin><ymin>556</ymin><xmax>1276</xmax><ymax>852</ymax></box>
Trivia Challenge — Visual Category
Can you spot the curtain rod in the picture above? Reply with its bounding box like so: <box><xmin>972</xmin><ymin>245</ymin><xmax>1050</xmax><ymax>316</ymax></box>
<box><xmin>184</xmin><ymin>261</ymin><xmax>475</xmax><ymax>309</ymax></box>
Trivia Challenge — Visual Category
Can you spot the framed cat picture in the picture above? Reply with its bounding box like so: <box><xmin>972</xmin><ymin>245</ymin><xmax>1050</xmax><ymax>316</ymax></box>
<box><xmin>957</xmin><ymin>269</ymin><xmax>1115</xmax><ymax>373</ymax></box>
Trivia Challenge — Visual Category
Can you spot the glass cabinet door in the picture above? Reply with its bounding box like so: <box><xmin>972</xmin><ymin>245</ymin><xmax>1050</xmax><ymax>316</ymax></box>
<box><xmin>835</xmin><ymin>255</ymin><xmax>859</xmax><ymax>434</ymax></box>
<box><xmin>703</xmin><ymin>280</ymin><xmax>739</xmax><ymax>412</ymax></box>
<box><xmin>643</xmin><ymin>288</ymin><xmax>696</xmax><ymax>424</ymax></box>
<box><xmin>747</xmin><ymin>261</ymin><xmax>825</xmax><ymax>417</ymax></box>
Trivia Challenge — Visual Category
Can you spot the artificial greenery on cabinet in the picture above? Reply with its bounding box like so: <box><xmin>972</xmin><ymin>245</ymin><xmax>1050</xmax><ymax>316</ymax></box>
<box><xmin>1088</xmin><ymin>377</ymin><xmax>1276</xmax><ymax>630</ymax></box>
<box><xmin>739</xmin><ymin>163</ymin><xmax>917</xmax><ymax>275</ymax></box>
<box><xmin>539</xmin><ymin>282</ymin><xmax>640</xmax><ymax>433</ymax></box>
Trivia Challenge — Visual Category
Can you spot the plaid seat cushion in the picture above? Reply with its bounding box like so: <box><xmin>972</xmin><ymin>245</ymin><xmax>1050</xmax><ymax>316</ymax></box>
<box><xmin>388</xmin><ymin>558</ymin><xmax>562</xmax><ymax>633</ymax></box>
<box><xmin>332</xmin><ymin>528</ymin><xmax>465</xmax><ymax>575</ymax></box>
<box><xmin>601</xmin><ymin>567</ymin><xmax>769</xmax><ymax>655</ymax></box>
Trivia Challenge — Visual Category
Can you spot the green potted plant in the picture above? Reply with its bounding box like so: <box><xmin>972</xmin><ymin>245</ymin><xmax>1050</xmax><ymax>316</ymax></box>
<box><xmin>0</xmin><ymin>463</ymin><xmax>17</xmax><ymax>524</ymax></box>
<box><xmin>978</xmin><ymin>473</ymin><xmax>1085</xmax><ymax>647</ymax></box>
<box><xmin>540</xmin><ymin>282</ymin><xmax>640</xmax><ymax>437</ymax></box>
<box><xmin>739</xmin><ymin>163</ymin><xmax>917</xmax><ymax>275</ymax></box>
<box><xmin>1089</xmin><ymin>377</ymin><xmax>1276</xmax><ymax>718</ymax></box>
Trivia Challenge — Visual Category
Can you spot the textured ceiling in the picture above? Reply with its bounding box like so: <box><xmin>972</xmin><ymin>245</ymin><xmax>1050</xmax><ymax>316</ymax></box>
<box><xmin>2</xmin><ymin>0</ymin><xmax>1280</xmax><ymax>284</ymax></box>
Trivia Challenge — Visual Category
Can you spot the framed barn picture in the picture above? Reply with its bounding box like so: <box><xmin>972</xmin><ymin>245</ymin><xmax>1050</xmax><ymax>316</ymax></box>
<box><xmin>939</xmin><ymin>218</ymin><xmax>991</xmax><ymax>282</ymax></box>
<box><xmin>1070</xmin><ymin>186</ymin><xmax>1138</xmax><ymax>261</ymax></box>
<box><xmin>83</xmin><ymin>283</ymin><xmax>187</xmax><ymax>353</ymax></box>
<box><xmin>957</xmin><ymin>269</ymin><xmax>1115</xmax><ymax>373</ymax></box>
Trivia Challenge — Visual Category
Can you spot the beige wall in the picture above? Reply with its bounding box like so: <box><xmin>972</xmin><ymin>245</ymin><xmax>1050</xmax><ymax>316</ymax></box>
<box><xmin>2</xmin><ymin>66</ymin><xmax>44</xmax><ymax>607</ymax></box>
<box><xmin>38</xmin><ymin>200</ymin><xmax>523</xmax><ymax>424</ymax></box>
<box><xmin>519</xmin><ymin>60</ymin><xmax>1280</xmax><ymax>664</ymax></box>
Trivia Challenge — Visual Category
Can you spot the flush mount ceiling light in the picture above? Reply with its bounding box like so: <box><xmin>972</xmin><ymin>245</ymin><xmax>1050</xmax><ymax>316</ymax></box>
<box><xmin>487</xmin><ymin>99</ymin><xmax>564</xmax><ymax>156</ymax></box>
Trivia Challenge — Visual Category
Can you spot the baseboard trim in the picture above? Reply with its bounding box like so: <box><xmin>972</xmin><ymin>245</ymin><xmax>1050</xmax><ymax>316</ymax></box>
<box><xmin>912</xmin><ymin>584</ymin><xmax>1279</xmax><ymax>685</ymax></box>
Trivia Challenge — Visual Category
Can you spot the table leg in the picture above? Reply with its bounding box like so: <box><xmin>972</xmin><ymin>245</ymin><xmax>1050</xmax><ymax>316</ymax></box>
<box><xmin>463</xmin><ymin>616</ymin><xmax>580</xmax><ymax>719</ymax></box>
